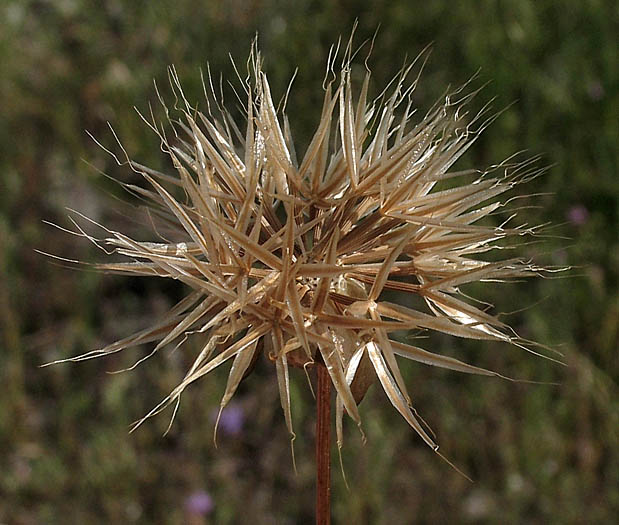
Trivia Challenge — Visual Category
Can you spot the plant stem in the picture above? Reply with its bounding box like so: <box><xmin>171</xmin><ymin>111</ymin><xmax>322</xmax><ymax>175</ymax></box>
<box><xmin>316</xmin><ymin>363</ymin><xmax>331</xmax><ymax>525</ymax></box>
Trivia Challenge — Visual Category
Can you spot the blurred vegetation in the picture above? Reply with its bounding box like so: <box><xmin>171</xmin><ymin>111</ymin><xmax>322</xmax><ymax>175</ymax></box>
<box><xmin>1</xmin><ymin>0</ymin><xmax>617</xmax><ymax>523</ymax></box>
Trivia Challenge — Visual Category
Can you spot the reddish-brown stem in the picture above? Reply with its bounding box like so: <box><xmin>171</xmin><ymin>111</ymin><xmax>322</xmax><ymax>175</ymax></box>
<box><xmin>316</xmin><ymin>363</ymin><xmax>331</xmax><ymax>525</ymax></box>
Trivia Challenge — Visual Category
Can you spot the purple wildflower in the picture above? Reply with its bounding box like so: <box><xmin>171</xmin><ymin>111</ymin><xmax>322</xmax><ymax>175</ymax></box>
<box><xmin>210</xmin><ymin>402</ymin><xmax>245</xmax><ymax>436</ymax></box>
<box><xmin>185</xmin><ymin>490</ymin><xmax>214</xmax><ymax>516</ymax></box>
<box><xmin>567</xmin><ymin>204</ymin><xmax>589</xmax><ymax>226</ymax></box>
<box><xmin>586</xmin><ymin>80</ymin><xmax>605</xmax><ymax>101</ymax></box>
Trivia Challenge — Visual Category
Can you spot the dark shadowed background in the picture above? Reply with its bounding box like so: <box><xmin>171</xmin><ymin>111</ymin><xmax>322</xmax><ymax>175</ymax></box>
<box><xmin>1</xmin><ymin>1</ymin><xmax>617</xmax><ymax>523</ymax></box>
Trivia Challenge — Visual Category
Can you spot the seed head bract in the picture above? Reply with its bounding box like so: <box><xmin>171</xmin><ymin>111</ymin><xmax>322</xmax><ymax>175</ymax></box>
<box><xmin>48</xmin><ymin>36</ymin><xmax>558</xmax><ymax>459</ymax></box>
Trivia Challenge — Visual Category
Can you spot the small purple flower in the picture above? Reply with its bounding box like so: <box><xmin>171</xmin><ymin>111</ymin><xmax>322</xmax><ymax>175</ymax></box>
<box><xmin>586</xmin><ymin>80</ymin><xmax>605</xmax><ymax>101</ymax></box>
<box><xmin>185</xmin><ymin>490</ymin><xmax>214</xmax><ymax>516</ymax></box>
<box><xmin>566</xmin><ymin>204</ymin><xmax>589</xmax><ymax>226</ymax></box>
<box><xmin>210</xmin><ymin>402</ymin><xmax>245</xmax><ymax>436</ymax></box>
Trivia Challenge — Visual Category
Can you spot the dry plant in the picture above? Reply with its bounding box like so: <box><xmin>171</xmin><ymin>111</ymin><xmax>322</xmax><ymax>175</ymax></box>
<box><xmin>46</xmin><ymin>36</ymin><xmax>561</xmax><ymax>515</ymax></box>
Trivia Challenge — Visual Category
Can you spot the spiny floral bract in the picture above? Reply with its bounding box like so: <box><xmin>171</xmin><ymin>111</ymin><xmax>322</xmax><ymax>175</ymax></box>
<box><xmin>55</xmin><ymin>41</ymin><xmax>549</xmax><ymax>453</ymax></box>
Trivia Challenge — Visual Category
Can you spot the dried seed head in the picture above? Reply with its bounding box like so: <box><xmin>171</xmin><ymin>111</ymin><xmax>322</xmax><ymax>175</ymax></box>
<box><xmin>51</xmin><ymin>39</ymin><xmax>557</xmax><ymax>454</ymax></box>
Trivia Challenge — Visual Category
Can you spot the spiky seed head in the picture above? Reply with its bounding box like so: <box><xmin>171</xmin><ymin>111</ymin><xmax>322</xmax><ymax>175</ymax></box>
<box><xmin>52</xmin><ymin>40</ymin><xmax>553</xmax><ymax>454</ymax></box>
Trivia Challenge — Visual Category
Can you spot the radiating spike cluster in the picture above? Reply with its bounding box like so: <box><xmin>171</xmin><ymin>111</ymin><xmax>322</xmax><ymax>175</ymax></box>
<box><xmin>52</xmin><ymin>41</ymin><xmax>551</xmax><ymax>453</ymax></box>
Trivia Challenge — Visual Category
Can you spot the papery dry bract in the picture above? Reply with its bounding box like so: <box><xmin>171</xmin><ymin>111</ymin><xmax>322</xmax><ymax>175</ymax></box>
<box><xmin>51</xmin><ymin>40</ymin><xmax>552</xmax><ymax>455</ymax></box>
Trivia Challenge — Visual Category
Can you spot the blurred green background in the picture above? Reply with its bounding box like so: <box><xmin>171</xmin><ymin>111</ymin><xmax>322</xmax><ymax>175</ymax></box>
<box><xmin>1</xmin><ymin>1</ymin><xmax>617</xmax><ymax>523</ymax></box>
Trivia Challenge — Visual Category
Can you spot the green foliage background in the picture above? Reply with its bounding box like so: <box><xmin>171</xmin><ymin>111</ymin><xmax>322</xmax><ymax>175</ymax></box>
<box><xmin>1</xmin><ymin>1</ymin><xmax>617</xmax><ymax>523</ymax></box>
